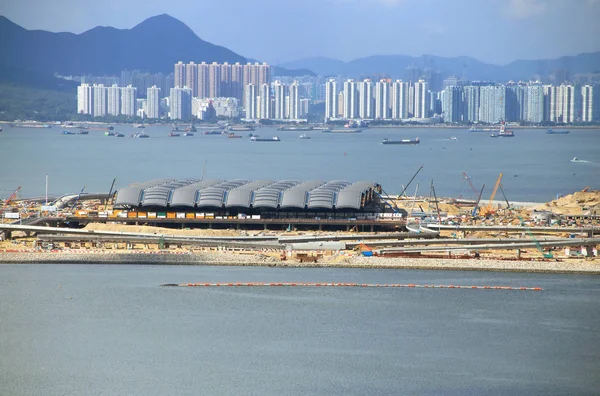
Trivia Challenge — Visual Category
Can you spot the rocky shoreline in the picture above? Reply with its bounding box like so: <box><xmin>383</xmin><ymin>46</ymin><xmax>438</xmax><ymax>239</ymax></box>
<box><xmin>1</xmin><ymin>251</ymin><xmax>599</xmax><ymax>274</ymax></box>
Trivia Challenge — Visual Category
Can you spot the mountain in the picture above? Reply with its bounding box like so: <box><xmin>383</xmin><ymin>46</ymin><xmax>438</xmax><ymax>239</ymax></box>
<box><xmin>0</xmin><ymin>14</ymin><xmax>310</xmax><ymax>77</ymax></box>
<box><xmin>279</xmin><ymin>52</ymin><xmax>600</xmax><ymax>81</ymax></box>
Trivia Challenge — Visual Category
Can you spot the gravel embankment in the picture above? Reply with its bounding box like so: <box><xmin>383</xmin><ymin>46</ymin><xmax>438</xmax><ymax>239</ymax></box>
<box><xmin>1</xmin><ymin>251</ymin><xmax>599</xmax><ymax>274</ymax></box>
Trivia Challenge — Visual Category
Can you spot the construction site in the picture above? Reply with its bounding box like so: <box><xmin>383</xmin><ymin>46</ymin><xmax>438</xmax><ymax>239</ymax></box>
<box><xmin>0</xmin><ymin>173</ymin><xmax>599</xmax><ymax>271</ymax></box>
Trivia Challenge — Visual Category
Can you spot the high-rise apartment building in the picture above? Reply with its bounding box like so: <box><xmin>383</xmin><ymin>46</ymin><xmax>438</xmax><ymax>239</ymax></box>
<box><xmin>288</xmin><ymin>81</ymin><xmax>300</xmax><ymax>120</ymax></box>
<box><xmin>463</xmin><ymin>86</ymin><xmax>480</xmax><ymax>122</ymax></box>
<box><xmin>325</xmin><ymin>79</ymin><xmax>338</xmax><ymax>120</ymax></box>
<box><xmin>121</xmin><ymin>85</ymin><xmax>137</xmax><ymax>117</ymax></box>
<box><xmin>220</xmin><ymin>62</ymin><xmax>232</xmax><ymax>98</ymax></box>
<box><xmin>343</xmin><ymin>79</ymin><xmax>358</xmax><ymax>119</ymax></box>
<box><xmin>442</xmin><ymin>86</ymin><xmax>463</xmax><ymax>122</ymax></box>
<box><xmin>185</xmin><ymin>62</ymin><xmax>198</xmax><ymax>96</ymax></box>
<box><xmin>273</xmin><ymin>81</ymin><xmax>286</xmax><ymax>120</ymax></box>
<box><xmin>231</xmin><ymin>62</ymin><xmax>244</xmax><ymax>101</ymax></box>
<box><xmin>107</xmin><ymin>84</ymin><xmax>121</xmax><ymax>116</ymax></box>
<box><xmin>77</xmin><ymin>83</ymin><xmax>94</xmax><ymax>115</ymax></box>
<box><xmin>174</xmin><ymin>61</ymin><xmax>186</xmax><ymax>88</ymax></box>
<box><xmin>413</xmin><ymin>80</ymin><xmax>429</xmax><ymax>118</ymax></box>
<box><xmin>374</xmin><ymin>79</ymin><xmax>389</xmax><ymax>119</ymax></box>
<box><xmin>244</xmin><ymin>84</ymin><xmax>257</xmax><ymax>119</ymax></box>
<box><xmin>526</xmin><ymin>84</ymin><xmax>544</xmax><ymax>123</ymax></box>
<box><xmin>147</xmin><ymin>85</ymin><xmax>161</xmax><ymax>119</ymax></box>
<box><xmin>169</xmin><ymin>87</ymin><xmax>192</xmax><ymax>120</ymax></box>
<box><xmin>258</xmin><ymin>83</ymin><xmax>271</xmax><ymax>119</ymax></box>
<box><xmin>479</xmin><ymin>85</ymin><xmax>506</xmax><ymax>123</ymax></box>
<box><xmin>197</xmin><ymin>62</ymin><xmax>209</xmax><ymax>99</ymax></box>
<box><xmin>208</xmin><ymin>62</ymin><xmax>221</xmax><ymax>98</ymax></box>
<box><xmin>556</xmin><ymin>84</ymin><xmax>575</xmax><ymax>123</ymax></box>
<box><xmin>582</xmin><ymin>85</ymin><xmax>595</xmax><ymax>122</ymax></box>
<box><xmin>358</xmin><ymin>79</ymin><xmax>373</xmax><ymax>119</ymax></box>
<box><xmin>391</xmin><ymin>80</ymin><xmax>408</xmax><ymax>119</ymax></box>
<box><xmin>93</xmin><ymin>84</ymin><xmax>107</xmax><ymax>117</ymax></box>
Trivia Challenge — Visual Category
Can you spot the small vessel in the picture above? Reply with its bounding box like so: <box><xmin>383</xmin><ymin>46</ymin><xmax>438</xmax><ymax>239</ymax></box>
<box><xmin>115</xmin><ymin>132</ymin><xmax>125</xmax><ymax>137</ymax></box>
<box><xmin>77</xmin><ymin>130</ymin><xmax>89</xmax><ymax>135</ymax></box>
<box><xmin>0</xmin><ymin>126</ymin><xmax>3</xmax><ymax>132</ymax></box>
<box><xmin>490</xmin><ymin>132</ymin><xmax>498</xmax><ymax>138</ymax></box>
<box><xmin>229</xmin><ymin>126</ymin><xmax>255</xmax><ymax>132</ymax></box>
<box><xmin>228</xmin><ymin>133</ymin><xmax>242</xmax><ymax>138</ymax></box>
<box><xmin>203</xmin><ymin>130</ymin><xmax>222</xmax><ymax>135</ymax></box>
<box><xmin>183</xmin><ymin>131</ymin><xmax>194</xmax><ymax>137</ymax></box>
<box><xmin>498</xmin><ymin>121</ymin><xmax>514</xmax><ymax>137</ymax></box>
<box><xmin>299</xmin><ymin>134</ymin><xmax>310</xmax><ymax>139</ymax></box>
<box><xmin>277</xmin><ymin>126</ymin><xmax>313</xmax><ymax>131</ymax></box>
<box><xmin>251</xmin><ymin>136</ymin><xmax>281</xmax><ymax>142</ymax></box>
<box><xmin>62</xmin><ymin>130</ymin><xmax>76</xmax><ymax>135</ymax></box>
<box><xmin>450</xmin><ymin>136</ymin><xmax>458</xmax><ymax>141</ymax></box>
<box><xmin>186</xmin><ymin>125</ymin><xmax>197</xmax><ymax>133</ymax></box>
<box><xmin>132</xmin><ymin>132</ymin><xmax>149</xmax><ymax>138</ymax></box>
<box><xmin>469</xmin><ymin>127</ymin><xmax>495</xmax><ymax>132</ymax></box>
<box><xmin>106</xmin><ymin>125</ymin><xmax>114</xmax><ymax>131</ymax></box>
<box><xmin>169</xmin><ymin>131</ymin><xmax>181</xmax><ymax>137</ymax></box>
<box><xmin>104</xmin><ymin>131</ymin><xmax>115</xmax><ymax>136</ymax></box>
<box><xmin>382</xmin><ymin>137</ymin><xmax>420</xmax><ymax>145</ymax></box>
<box><xmin>172</xmin><ymin>124</ymin><xmax>180</xmax><ymax>132</ymax></box>
<box><xmin>323</xmin><ymin>129</ymin><xmax>362</xmax><ymax>133</ymax></box>
<box><xmin>134</xmin><ymin>124</ymin><xmax>145</xmax><ymax>129</ymax></box>
<box><xmin>547</xmin><ymin>129</ymin><xmax>570</xmax><ymax>134</ymax></box>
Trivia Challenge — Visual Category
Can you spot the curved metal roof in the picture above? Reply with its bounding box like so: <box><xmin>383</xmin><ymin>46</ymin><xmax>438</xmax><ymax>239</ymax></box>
<box><xmin>115</xmin><ymin>179</ymin><xmax>380</xmax><ymax>211</ymax></box>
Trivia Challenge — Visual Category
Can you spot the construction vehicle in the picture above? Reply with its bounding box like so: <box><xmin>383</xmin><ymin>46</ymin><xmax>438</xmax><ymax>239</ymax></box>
<box><xmin>355</xmin><ymin>243</ymin><xmax>374</xmax><ymax>257</ymax></box>
<box><xmin>517</xmin><ymin>215</ymin><xmax>554</xmax><ymax>259</ymax></box>
<box><xmin>480</xmin><ymin>173</ymin><xmax>503</xmax><ymax>217</ymax></box>
<box><xmin>4</xmin><ymin>186</ymin><xmax>22</xmax><ymax>205</ymax></box>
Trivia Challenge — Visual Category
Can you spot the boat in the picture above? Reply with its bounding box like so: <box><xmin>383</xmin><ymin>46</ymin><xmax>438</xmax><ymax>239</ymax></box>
<box><xmin>183</xmin><ymin>131</ymin><xmax>194</xmax><ymax>137</ymax></box>
<box><xmin>186</xmin><ymin>125</ymin><xmax>197</xmax><ymax>133</ymax></box>
<box><xmin>277</xmin><ymin>126</ymin><xmax>313</xmax><ymax>131</ymax></box>
<box><xmin>251</xmin><ymin>136</ymin><xmax>281</xmax><ymax>142</ymax></box>
<box><xmin>115</xmin><ymin>132</ymin><xmax>125</xmax><ymax>137</ymax></box>
<box><xmin>0</xmin><ymin>126</ymin><xmax>3</xmax><ymax>132</ymax></box>
<box><xmin>490</xmin><ymin>133</ymin><xmax>499</xmax><ymax>138</ymax></box>
<box><xmin>547</xmin><ymin>129</ymin><xmax>570</xmax><ymax>134</ymax></box>
<box><xmin>62</xmin><ymin>130</ymin><xmax>76</xmax><ymax>135</ymax></box>
<box><xmin>228</xmin><ymin>133</ymin><xmax>242</xmax><ymax>138</ymax></box>
<box><xmin>134</xmin><ymin>124</ymin><xmax>146</xmax><ymax>129</ymax></box>
<box><xmin>203</xmin><ymin>130</ymin><xmax>222</xmax><ymax>135</ymax></box>
<box><xmin>169</xmin><ymin>131</ymin><xmax>181</xmax><ymax>137</ymax></box>
<box><xmin>382</xmin><ymin>137</ymin><xmax>420</xmax><ymax>145</ymax></box>
<box><xmin>498</xmin><ymin>122</ymin><xmax>514</xmax><ymax>137</ymax></box>
<box><xmin>299</xmin><ymin>134</ymin><xmax>311</xmax><ymax>139</ymax></box>
<box><xmin>77</xmin><ymin>130</ymin><xmax>89</xmax><ymax>135</ymax></box>
<box><xmin>132</xmin><ymin>132</ymin><xmax>149</xmax><ymax>138</ymax></box>
<box><xmin>323</xmin><ymin>129</ymin><xmax>363</xmax><ymax>133</ymax></box>
<box><xmin>229</xmin><ymin>126</ymin><xmax>255</xmax><ymax>132</ymax></box>
<box><xmin>172</xmin><ymin>124</ymin><xmax>180</xmax><ymax>132</ymax></box>
<box><xmin>469</xmin><ymin>126</ymin><xmax>496</xmax><ymax>132</ymax></box>
<box><xmin>104</xmin><ymin>131</ymin><xmax>115</xmax><ymax>136</ymax></box>
<box><xmin>450</xmin><ymin>136</ymin><xmax>459</xmax><ymax>141</ymax></box>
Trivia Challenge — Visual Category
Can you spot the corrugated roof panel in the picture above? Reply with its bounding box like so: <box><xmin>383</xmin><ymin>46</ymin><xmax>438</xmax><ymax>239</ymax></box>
<box><xmin>170</xmin><ymin>180</ymin><xmax>224</xmax><ymax>207</ymax></box>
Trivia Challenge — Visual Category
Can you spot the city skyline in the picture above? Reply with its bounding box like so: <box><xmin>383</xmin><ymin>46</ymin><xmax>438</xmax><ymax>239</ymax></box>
<box><xmin>2</xmin><ymin>1</ymin><xmax>600</xmax><ymax>66</ymax></box>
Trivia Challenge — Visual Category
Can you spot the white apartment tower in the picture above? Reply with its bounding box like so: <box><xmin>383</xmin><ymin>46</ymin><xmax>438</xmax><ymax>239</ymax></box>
<box><xmin>258</xmin><ymin>83</ymin><xmax>271</xmax><ymax>119</ymax></box>
<box><xmin>185</xmin><ymin>62</ymin><xmax>197</xmax><ymax>96</ymax></box>
<box><xmin>169</xmin><ymin>87</ymin><xmax>192</xmax><ymax>120</ymax></box>
<box><xmin>244</xmin><ymin>84</ymin><xmax>257</xmax><ymax>119</ymax></box>
<box><xmin>374</xmin><ymin>79</ymin><xmax>389</xmax><ymax>119</ymax></box>
<box><xmin>92</xmin><ymin>84</ymin><xmax>107</xmax><ymax>117</ymax></box>
<box><xmin>288</xmin><ymin>81</ymin><xmax>300</xmax><ymax>120</ymax></box>
<box><xmin>174</xmin><ymin>61</ymin><xmax>186</xmax><ymax>88</ymax></box>
<box><xmin>582</xmin><ymin>85</ymin><xmax>595</xmax><ymax>122</ymax></box>
<box><xmin>197</xmin><ymin>62</ymin><xmax>209</xmax><ymax>99</ymax></box>
<box><xmin>273</xmin><ymin>81</ymin><xmax>286</xmax><ymax>120</ymax></box>
<box><xmin>325</xmin><ymin>79</ymin><xmax>338</xmax><ymax>120</ymax></box>
<box><xmin>208</xmin><ymin>62</ymin><xmax>221</xmax><ymax>98</ymax></box>
<box><xmin>343</xmin><ymin>79</ymin><xmax>358</xmax><ymax>119</ymax></box>
<box><xmin>414</xmin><ymin>80</ymin><xmax>429</xmax><ymax>118</ymax></box>
<box><xmin>146</xmin><ymin>85</ymin><xmax>161</xmax><ymax>119</ymax></box>
<box><xmin>391</xmin><ymin>80</ymin><xmax>408</xmax><ymax>119</ymax></box>
<box><xmin>358</xmin><ymin>79</ymin><xmax>373</xmax><ymax>119</ymax></box>
<box><xmin>121</xmin><ymin>85</ymin><xmax>137</xmax><ymax>117</ymax></box>
<box><xmin>77</xmin><ymin>83</ymin><xmax>93</xmax><ymax>115</ymax></box>
<box><xmin>107</xmin><ymin>84</ymin><xmax>121</xmax><ymax>116</ymax></box>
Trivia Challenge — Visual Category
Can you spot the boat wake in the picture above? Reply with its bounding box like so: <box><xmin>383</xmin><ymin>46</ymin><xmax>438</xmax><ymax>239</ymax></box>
<box><xmin>570</xmin><ymin>157</ymin><xmax>590</xmax><ymax>163</ymax></box>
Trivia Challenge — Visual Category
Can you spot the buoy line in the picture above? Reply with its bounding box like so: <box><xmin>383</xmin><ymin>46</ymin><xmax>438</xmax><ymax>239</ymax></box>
<box><xmin>161</xmin><ymin>282</ymin><xmax>543</xmax><ymax>291</ymax></box>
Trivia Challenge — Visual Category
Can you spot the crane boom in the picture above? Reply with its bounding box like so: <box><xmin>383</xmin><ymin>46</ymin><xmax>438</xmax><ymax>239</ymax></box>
<box><xmin>462</xmin><ymin>172</ymin><xmax>479</xmax><ymax>197</ymax></box>
<box><xmin>472</xmin><ymin>184</ymin><xmax>485</xmax><ymax>217</ymax></box>
<box><xmin>398</xmin><ymin>166</ymin><xmax>423</xmax><ymax>198</ymax></box>
<box><xmin>4</xmin><ymin>186</ymin><xmax>22</xmax><ymax>205</ymax></box>
<box><xmin>481</xmin><ymin>174</ymin><xmax>503</xmax><ymax>216</ymax></box>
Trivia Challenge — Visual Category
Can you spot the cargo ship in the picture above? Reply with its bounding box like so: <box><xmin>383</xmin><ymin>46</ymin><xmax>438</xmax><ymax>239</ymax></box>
<box><xmin>546</xmin><ymin>129</ymin><xmax>569</xmax><ymax>134</ymax></box>
<box><xmin>277</xmin><ymin>126</ymin><xmax>313</xmax><ymax>131</ymax></box>
<box><xmin>229</xmin><ymin>126</ymin><xmax>256</xmax><ymax>132</ymax></box>
<box><xmin>382</xmin><ymin>137</ymin><xmax>420</xmax><ymax>145</ymax></box>
<box><xmin>250</xmin><ymin>136</ymin><xmax>281</xmax><ymax>142</ymax></box>
<box><xmin>62</xmin><ymin>130</ymin><xmax>76</xmax><ymax>135</ymax></box>
<box><xmin>228</xmin><ymin>133</ymin><xmax>243</xmax><ymax>138</ymax></box>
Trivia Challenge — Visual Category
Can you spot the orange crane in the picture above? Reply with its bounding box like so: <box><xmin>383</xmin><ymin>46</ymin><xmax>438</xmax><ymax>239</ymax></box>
<box><xmin>480</xmin><ymin>174</ymin><xmax>503</xmax><ymax>216</ymax></box>
<box><xmin>4</xmin><ymin>186</ymin><xmax>21</xmax><ymax>205</ymax></box>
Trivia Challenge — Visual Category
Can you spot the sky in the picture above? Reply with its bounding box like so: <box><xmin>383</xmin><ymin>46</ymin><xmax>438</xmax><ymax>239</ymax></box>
<box><xmin>2</xmin><ymin>0</ymin><xmax>600</xmax><ymax>65</ymax></box>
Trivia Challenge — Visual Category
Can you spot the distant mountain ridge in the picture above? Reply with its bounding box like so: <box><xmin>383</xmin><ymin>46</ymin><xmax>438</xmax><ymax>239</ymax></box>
<box><xmin>0</xmin><ymin>14</ymin><xmax>311</xmax><ymax>77</ymax></box>
<box><xmin>279</xmin><ymin>52</ymin><xmax>600</xmax><ymax>81</ymax></box>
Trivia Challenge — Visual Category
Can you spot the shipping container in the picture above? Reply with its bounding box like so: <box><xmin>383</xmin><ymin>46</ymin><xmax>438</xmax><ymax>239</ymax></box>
<box><xmin>127</xmin><ymin>212</ymin><xmax>137</xmax><ymax>218</ymax></box>
<box><xmin>185</xmin><ymin>213</ymin><xmax>195</xmax><ymax>219</ymax></box>
<box><xmin>147</xmin><ymin>212</ymin><xmax>157</xmax><ymax>219</ymax></box>
<box><xmin>176</xmin><ymin>213</ymin><xmax>185</xmax><ymax>219</ymax></box>
<box><xmin>158</xmin><ymin>212</ymin><xmax>167</xmax><ymax>219</ymax></box>
<box><xmin>137</xmin><ymin>212</ymin><xmax>147</xmax><ymax>218</ymax></box>
<box><xmin>195</xmin><ymin>213</ymin><xmax>205</xmax><ymax>219</ymax></box>
<box><xmin>167</xmin><ymin>212</ymin><xmax>176</xmax><ymax>219</ymax></box>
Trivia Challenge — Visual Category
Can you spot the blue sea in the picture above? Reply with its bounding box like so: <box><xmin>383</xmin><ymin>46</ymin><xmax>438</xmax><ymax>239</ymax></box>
<box><xmin>1</xmin><ymin>124</ymin><xmax>599</xmax><ymax>202</ymax></box>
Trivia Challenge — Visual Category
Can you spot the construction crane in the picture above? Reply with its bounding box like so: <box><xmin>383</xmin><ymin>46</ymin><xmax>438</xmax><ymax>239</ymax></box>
<box><xmin>517</xmin><ymin>215</ymin><xmax>554</xmax><ymax>259</ymax></box>
<box><xmin>397</xmin><ymin>166</ymin><xmax>423</xmax><ymax>198</ymax></box>
<box><xmin>472</xmin><ymin>184</ymin><xmax>486</xmax><ymax>218</ymax></box>
<box><xmin>462</xmin><ymin>172</ymin><xmax>479</xmax><ymax>197</ymax></box>
<box><xmin>480</xmin><ymin>173</ymin><xmax>503</xmax><ymax>217</ymax></box>
<box><xmin>4</xmin><ymin>186</ymin><xmax>22</xmax><ymax>205</ymax></box>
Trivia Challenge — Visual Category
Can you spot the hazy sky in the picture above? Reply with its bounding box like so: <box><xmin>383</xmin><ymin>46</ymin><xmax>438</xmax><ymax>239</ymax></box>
<box><xmin>2</xmin><ymin>0</ymin><xmax>600</xmax><ymax>65</ymax></box>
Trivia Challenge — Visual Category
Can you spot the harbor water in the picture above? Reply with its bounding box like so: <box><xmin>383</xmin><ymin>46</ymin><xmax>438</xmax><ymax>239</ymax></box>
<box><xmin>1</xmin><ymin>125</ymin><xmax>599</xmax><ymax>202</ymax></box>
<box><xmin>1</xmin><ymin>264</ymin><xmax>599</xmax><ymax>395</ymax></box>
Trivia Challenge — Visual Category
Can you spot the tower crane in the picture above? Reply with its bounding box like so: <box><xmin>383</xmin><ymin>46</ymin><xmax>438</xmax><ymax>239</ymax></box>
<box><xmin>480</xmin><ymin>173</ymin><xmax>503</xmax><ymax>217</ymax></box>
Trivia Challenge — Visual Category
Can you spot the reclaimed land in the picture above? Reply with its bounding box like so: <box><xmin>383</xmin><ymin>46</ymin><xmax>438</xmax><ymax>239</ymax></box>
<box><xmin>1</xmin><ymin>251</ymin><xmax>598</xmax><ymax>274</ymax></box>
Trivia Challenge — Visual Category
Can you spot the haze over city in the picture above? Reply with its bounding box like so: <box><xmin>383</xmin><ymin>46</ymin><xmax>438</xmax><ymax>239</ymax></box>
<box><xmin>3</xmin><ymin>0</ymin><xmax>600</xmax><ymax>65</ymax></box>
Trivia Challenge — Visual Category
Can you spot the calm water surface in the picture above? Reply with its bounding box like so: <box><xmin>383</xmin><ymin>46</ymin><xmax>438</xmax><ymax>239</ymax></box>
<box><xmin>1</xmin><ymin>264</ymin><xmax>599</xmax><ymax>395</ymax></box>
<box><xmin>0</xmin><ymin>125</ymin><xmax>599</xmax><ymax>201</ymax></box>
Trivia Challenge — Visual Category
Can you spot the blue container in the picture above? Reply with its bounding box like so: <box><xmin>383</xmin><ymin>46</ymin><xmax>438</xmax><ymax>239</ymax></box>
<box><xmin>361</xmin><ymin>251</ymin><xmax>373</xmax><ymax>257</ymax></box>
